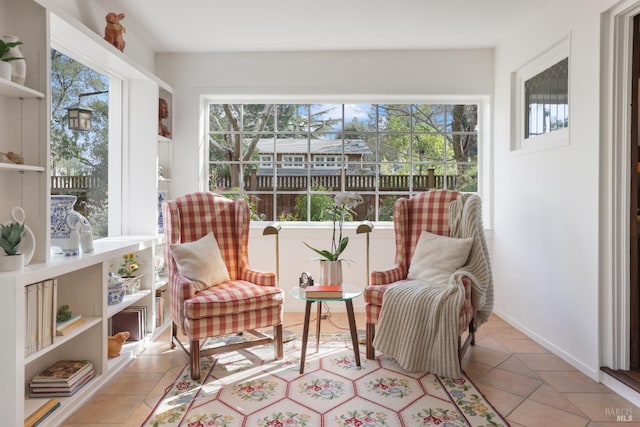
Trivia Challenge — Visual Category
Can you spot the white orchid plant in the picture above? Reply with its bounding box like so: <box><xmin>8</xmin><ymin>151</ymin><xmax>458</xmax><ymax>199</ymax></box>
<box><xmin>304</xmin><ymin>192</ymin><xmax>363</xmax><ymax>261</ymax></box>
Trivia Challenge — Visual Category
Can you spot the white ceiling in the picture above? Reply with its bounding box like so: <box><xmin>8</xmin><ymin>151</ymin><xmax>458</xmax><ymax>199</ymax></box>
<box><xmin>93</xmin><ymin>0</ymin><xmax>548</xmax><ymax>54</ymax></box>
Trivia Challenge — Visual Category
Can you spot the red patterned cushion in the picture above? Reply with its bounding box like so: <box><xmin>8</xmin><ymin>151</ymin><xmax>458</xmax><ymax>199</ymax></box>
<box><xmin>185</xmin><ymin>306</ymin><xmax>283</xmax><ymax>340</ymax></box>
<box><xmin>184</xmin><ymin>280</ymin><xmax>284</xmax><ymax>320</ymax></box>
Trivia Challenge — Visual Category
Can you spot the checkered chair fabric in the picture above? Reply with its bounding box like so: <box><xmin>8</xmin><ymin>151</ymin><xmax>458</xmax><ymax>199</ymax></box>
<box><xmin>163</xmin><ymin>192</ymin><xmax>284</xmax><ymax>379</ymax></box>
<box><xmin>364</xmin><ymin>190</ymin><xmax>476</xmax><ymax>359</ymax></box>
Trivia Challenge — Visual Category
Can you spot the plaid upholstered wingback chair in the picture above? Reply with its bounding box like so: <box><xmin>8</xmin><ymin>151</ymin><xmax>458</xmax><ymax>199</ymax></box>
<box><xmin>163</xmin><ymin>192</ymin><xmax>284</xmax><ymax>380</ymax></box>
<box><xmin>364</xmin><ymin>190</ymin><xmax>489</xmax><ymax>362</ymax></box>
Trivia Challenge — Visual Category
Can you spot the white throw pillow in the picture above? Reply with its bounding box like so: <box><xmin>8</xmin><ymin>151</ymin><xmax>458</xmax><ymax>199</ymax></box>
<box><xmin>170</xmin><ymin>232</ymin><xmax>230</xmax><ymax>291</ymax></box>
<box><xmin>407</xmin><ymin>231</ymin><xmax>473</xmax><ymax>285</ymax></box>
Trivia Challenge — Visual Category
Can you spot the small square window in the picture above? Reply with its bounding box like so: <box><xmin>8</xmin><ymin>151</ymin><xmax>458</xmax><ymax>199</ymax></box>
<box><xmin>512</xmin><ymin>35</ymin><xmax>570</xmax><ymax>151</ymax></box>
<box><xmin>524</xmin><ymin>58</ymin><xmax>568</xmax><ymax>138</ymax></box>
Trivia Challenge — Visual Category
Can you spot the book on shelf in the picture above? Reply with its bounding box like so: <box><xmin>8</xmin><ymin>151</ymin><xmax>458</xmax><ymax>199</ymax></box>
<box><xmin>41</xmin><ymin>280</ymin><xmax>56</xmax><ymax>348</ymax></box>
<box><xmin>24</xmin><ymin>398</ymin><xmax>60</xmax><ymax>427</ymax></box>
<box><xmin>111</xmin><ymin>306</ymin><xmax>147</xmax><ymax>341</ymax></box>
<box><xmin>55</xmin><ymin>314</ymin><xmax>84</xmax><ymax>336</ymax></box>
<box><xmin>30</xmin><ymin>360</ymin><xmax>93</xmax><ymax>384</ymax></box>
<box><xmin>304</xmin><ymin>285</ymin><xmax>344</xmax><ymax>299</ymax></box>
<box><xmin>29</xmin><ymin>370</ymin><xmax>95</xmax><ymax>397</ymax></box>
<box><xmin>24</xmin><ymin>279</ymin><xmax>57</xmax><ymax>355</ymax></box>
<box><xmin>155</xmin><ymin>295</ymin><xmax>164</xmax><ymax>327</ymax></box>
<box><xmin>25</xmin><ymin>284</ymin><xmax>37</xmax><ymax>356</ymax></box>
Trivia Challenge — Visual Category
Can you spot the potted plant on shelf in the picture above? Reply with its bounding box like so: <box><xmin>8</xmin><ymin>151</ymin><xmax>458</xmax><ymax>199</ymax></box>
<box><xmin>0</xmin><ymin>221</ymin><xmax>25</xmax><ymax>272</ymax></box>
<box><xmin>304</xmin><ymin>192</ymin><xmax>363</xmax><ymax>285</ymax></box>
<box><xmin>0</xmin><ymin>37</ymin><xmax>24</xmax><ymax>82</ymax></box>
<box><xmin>117</xmin><ymin>252</ymin><xmax>143</xmax><ymax>294</ymax></box>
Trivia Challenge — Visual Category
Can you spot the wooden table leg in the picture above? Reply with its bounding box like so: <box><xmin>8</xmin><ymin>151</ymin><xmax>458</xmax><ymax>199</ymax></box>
<box><xmin>345</xmin><ymin>299</ymin><xmax>361</xmax><ymax>367</ymax></box>
<box><xmin>300</xmin><ymin>300</ymin><xmax>313</xmax><ymax>374</ymax></box>
<box><xmin>315</xmin><ymin>300</ymin><xmax>322</xmax><ymax>352</ymax></box>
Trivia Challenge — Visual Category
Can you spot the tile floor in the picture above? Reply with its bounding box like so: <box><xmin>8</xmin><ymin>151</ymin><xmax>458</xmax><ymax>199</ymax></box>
<box><xmin>61</xmin><ymin>311</ymin><xmax>640</xmax><ymax>426</ymax></box>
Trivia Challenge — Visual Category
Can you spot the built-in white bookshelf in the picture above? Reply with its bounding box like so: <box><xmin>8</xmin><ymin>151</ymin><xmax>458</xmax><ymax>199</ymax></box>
<box><xmin>0</xmin><ymin>0</ymin><xmax>174</xmax><ymax>425</ymax></box>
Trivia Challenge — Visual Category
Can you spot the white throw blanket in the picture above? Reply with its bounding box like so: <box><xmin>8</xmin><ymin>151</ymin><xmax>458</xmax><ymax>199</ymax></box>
<box><xmin>372</xmin><ymin>194</ymin><xmax>493</xmax><ymax>378</ymax></box>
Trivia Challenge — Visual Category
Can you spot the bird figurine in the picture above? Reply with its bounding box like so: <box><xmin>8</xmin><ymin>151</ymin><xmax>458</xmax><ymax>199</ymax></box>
<box><xmin>107</xmin><ymin>331</ymin><xmax>130</xmax><ymax>358</ymax></box>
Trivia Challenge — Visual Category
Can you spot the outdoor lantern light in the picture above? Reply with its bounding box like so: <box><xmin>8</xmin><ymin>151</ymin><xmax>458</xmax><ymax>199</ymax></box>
<box><xmin>65</xmin><ymin>102</ymin><xmax>95</xmax><ymax>131</ymax></box>
<box><xmin>65</xmin><ymin>90</ymin><xmax>108</xmax><ymax>131</ymax></box>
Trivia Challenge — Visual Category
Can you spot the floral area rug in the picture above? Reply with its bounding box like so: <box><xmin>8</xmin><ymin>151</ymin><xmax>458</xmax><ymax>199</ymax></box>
<box><xmin>143</xmin><ymin>334</ymin><xmax>509</xmax><ymax>427</ymax></box>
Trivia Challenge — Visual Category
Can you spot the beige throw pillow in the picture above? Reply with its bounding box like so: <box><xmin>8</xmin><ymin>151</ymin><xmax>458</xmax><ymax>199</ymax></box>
<box><xmin>169</xmin><ymin>232</ymin><xmax>230</xmax><ymax>291</ymax></box>
<box><xmin>407</xmin><ymin>231</ymin><xmax>473</xmax><ymax>285</ymax></box>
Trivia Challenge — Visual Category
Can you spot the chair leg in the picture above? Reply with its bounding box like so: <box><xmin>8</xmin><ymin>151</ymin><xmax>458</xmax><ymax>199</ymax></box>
<box><xmin>190</xmin><ymin>339</ymin><xmax>200</xmax><ymax>380</ymax></box>
<box><xmin>469</xmin><ymin>316</ymin><xmax>477</xmax><ymax>346</ymax></box>
<box><xmin>171</xmin><ymin>322</ymin><xmax>177</xmax><ymax>349</ymax></box>
<box><xmin>274</xmin><ymin>324</ymin><xmax>283</xmax><ymax>359</ymax></box>
<box><xmin>366</xmin><ymin>323</ymin><xmax>375</xmax><ymax>360</ymax></box>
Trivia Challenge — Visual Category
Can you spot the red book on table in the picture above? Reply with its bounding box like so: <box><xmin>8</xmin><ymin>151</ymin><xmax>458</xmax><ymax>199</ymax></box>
<box><xmin>304</xmin><ymin>285</ymin><xmax>343</xmax><ymax>298</ymax></box>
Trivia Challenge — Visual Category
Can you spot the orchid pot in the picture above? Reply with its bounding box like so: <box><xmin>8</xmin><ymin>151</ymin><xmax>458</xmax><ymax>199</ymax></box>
<box><xmin>318</xmin><ymin>259</ymin><xmax>343</xmax><ymax>286</ymax></box>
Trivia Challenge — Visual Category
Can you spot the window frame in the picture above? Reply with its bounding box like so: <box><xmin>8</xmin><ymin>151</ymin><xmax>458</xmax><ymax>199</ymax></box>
<box><xmin>512</xmin><ymin>35</ymin><xmax>571</xmax><ymax>152</ymax></box>
<box><xmin>314</xmin><ymin>155</ymin><xmax>345</xmax><ymax>169</ymax></box>
<box><xmin>282</xmin><ymin>155</ymin><xmax>305</xmax><ymax>168</ymax></box>
<box><xmin>204</xmin><ymin>96</ymin><xmax>490</xmax><ymax>226</ymax></box>
<box><xmin>259</xmin><ymin>154</ymin><xmax>273</xmax><ymax>169</ymax></box>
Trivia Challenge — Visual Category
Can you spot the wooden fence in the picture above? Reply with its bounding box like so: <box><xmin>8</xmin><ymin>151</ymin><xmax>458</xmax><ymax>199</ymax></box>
<box><xmin>51</xmin><ymin>175</ymin><xmax>101</xmax><ymax>191</ymax></box>
<box><xmin>215</xmin><ymin>171</ymin><xmax>458</xmax><ymax>192</ymax></box>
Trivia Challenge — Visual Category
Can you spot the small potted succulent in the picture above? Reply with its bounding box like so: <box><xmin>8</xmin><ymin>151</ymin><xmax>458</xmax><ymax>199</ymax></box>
<box><xmin>0</xmin><ymin>38</ymin><xmax>24</xmax><ymax>81</ymax></box>
<box><xmin>0</xmin><ymin>221</ymin><xmax>25</xmax><ymax>272</ymax></box>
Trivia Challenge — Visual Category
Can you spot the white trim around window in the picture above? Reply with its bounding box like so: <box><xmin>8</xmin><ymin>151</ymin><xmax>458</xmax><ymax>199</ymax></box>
<box><xmin>511</xmin><ymin>34</ymin><xmax>571</xmax><ymax>153</ymax></box>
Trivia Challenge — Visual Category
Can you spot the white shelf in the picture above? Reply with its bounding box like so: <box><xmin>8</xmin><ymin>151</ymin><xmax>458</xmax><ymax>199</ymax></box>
<box><xmin>0</xmin><ymin>77</ymin><xmax>44</xmax><ymax>98</ymax></box>
<box><xmin>107</xmin><ymin>289</ymin><xmax>151</xmax><ymax>318</ymax></box>
<box><xmin>24</xmin><ymin>374</ymin><xmax>101</xmax><ymax>424</ymax></box>
<box><xmin>25</xmin><ymin>317</ymin><xmax>101</xmax><ymax>365</ymax></box>
<box><xmin>0</xmin><ymin>163</ymin><xmax>45</xmax><ymax>172</ymax></box>
<box><xmin>0</xmin><ymin>1</ymin><xmax>173</xmax><ymax>425</ymax></box>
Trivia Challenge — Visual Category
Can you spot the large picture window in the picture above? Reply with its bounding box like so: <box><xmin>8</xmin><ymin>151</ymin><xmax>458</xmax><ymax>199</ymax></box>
<box><xmin>208</xmin><ymin>103</ymin><xmax>479</xmax><ymax>222</ymax></box>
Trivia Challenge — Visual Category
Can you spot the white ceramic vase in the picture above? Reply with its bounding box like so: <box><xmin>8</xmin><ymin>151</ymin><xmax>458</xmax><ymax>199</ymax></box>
<box><xmin>0</xmin><ymin>254</ymin><xmax>24</xmax><ymax>272</ymax></box>
<box><xmin>1</xmin><ymin>35</ymin><xmax>25</xmax><ymax>85</ymax></box>
<box><xmin>318</xmin><ymin>260</ymin><xmax>343</xmax><ymax>286</ymax></box>
<box><xmin>0</xmin><ymin>61</ymin><xmax>11</xmax><ymax>81</ymax></box>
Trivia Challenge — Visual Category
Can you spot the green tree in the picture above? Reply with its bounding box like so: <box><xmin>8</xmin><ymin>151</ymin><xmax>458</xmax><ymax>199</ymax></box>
<box><xmin>208</xmin><ymin>104</ymin><xmax>340</xmax><ymax>188</ymax></box>
<box><xmin>374</xmin><ymin>104</ymin><xmax>477</xmax><ymax>190</ymax></box>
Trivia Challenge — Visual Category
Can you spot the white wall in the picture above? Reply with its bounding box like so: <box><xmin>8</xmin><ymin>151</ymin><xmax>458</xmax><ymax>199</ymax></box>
<box><xmin>154</xmin><ymin>48</ymin><xmax>495</xmax><ymax>312</ymax></box>
<box><xmin>36</xmin><ymin>0</ymin><xmax>155</xmax><ymax>70</ymax></box>
<box><xmin>492</xmin><ymin>0</ymin><xmax>618</xmax><ymax>379</ymax></box>
<box><xmin>155</xmin><ymin>49</ymin><xmax>494</xmax><ymax>198</ymax></box>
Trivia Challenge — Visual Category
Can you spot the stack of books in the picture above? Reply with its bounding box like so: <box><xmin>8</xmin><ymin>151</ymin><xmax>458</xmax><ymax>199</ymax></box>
<box><xmin>304</xmin><ymin>285</ymin><xmax>343</xmax><ymax>299</ymax></box>
<box><xmin>55</xmin><ymin>314</ymin><xmax>84</xmax><ymax>336</ymax></box>
<box><xmin>28</xmin><ymin>360</ymin><xmax>95</xmax><ymax>398</ymax></box>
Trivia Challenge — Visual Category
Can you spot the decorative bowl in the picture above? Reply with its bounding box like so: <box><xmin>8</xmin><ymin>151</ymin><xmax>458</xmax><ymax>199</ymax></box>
<box><xmin>107</xmin><ymin>274</ymin><xmax>127</xmax><ymax>305</ymax></box>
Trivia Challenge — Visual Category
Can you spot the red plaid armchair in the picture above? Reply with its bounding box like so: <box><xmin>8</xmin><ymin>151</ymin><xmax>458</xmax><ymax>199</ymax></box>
<box><xmin>163</xmin><ymin>192</ymin><xmax>284</xmax><ymax>380</ymax></box>
<box><xmin>364</xmin><ymin>190</ymin><xmax>478</xmax><ymax>360</ymax></box>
